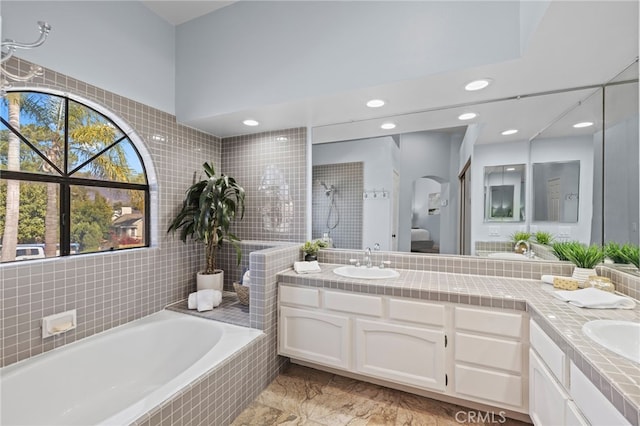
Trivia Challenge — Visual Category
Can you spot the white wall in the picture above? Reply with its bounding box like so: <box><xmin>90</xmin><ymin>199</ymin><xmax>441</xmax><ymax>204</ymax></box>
<box><xmin>3</xmin><ymin>1</ymin><xmax>176</xmax><ymax>114</ymax></box>
<box><xmin>175</xmin><ymin>1</ymin><xmax>520</xmax><ymax>122</ymax></box>
<box><xmin>398</xmin><ymin>130</ymin><xmax>462</xmax><ymax>253</ymax></box>
<box><xmin>312</xmin><ymin>137</ymin><xmax>398</xmax><ymax>250</ymax></box>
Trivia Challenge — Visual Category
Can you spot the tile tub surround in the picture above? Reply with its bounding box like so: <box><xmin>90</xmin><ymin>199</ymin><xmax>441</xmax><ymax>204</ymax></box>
<box><xmin>166</xmin><ymin>291</ymin><xmax>250</xmax><ymax>328</ymax></box>
<box><xmin>277</xmin><ymin>264</ymin><xmax>640</xmax><ymax>425</ymax></box>
<box><xmin>0</xmin><ymin>57</ymin><xmax>220</xmax><ymax>368</ymax></box>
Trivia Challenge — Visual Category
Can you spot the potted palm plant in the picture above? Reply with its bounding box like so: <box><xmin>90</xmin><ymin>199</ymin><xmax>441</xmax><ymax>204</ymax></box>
<box><xmin>168</xmin><ymin>162</ymin><xmax>245</xmax><ymax>291</ymax></box>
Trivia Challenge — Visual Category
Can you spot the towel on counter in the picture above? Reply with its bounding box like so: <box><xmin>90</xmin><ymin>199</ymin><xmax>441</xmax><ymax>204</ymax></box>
<box><xmin>294</xmin><ymin>260</ymin><xmax>321</xmax><ymax>274</ymax></box>
<box><xmin>197</xmin><ymin>289</ymin><xmax>223</xmax><ymax>312</ymax></box>
<box><xmin>541</xmin><ymin>275</ymin><xmax>570</xmax><ymax>285</ymax></box>
<box><xmin>188</xmin><ymin>292</ymin><xmax>198</xmax><ymax>309</ymax></box>
<box><xmin>553</xmin><ymin>287</ymin><xmax>636</xmax><ymax>309</ymax></box>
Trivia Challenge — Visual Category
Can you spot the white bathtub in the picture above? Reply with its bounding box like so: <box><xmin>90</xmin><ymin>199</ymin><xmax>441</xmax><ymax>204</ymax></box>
<box><xmin>1</xmin><ymin>310</ymin><xmax>262</xmax><ymax>426</ymax></box>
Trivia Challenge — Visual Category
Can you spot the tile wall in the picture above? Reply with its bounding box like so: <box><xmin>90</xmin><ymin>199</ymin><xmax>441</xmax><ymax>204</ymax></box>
<box><xmin>312</xmin><ymin>162</ymin><xmax>363</xmax><ymax>249</ymax></box>
<box><xmin>0</xmin><ymin>58</ymin><xmax>221</xmax><ymax>367</ymax></box>
<box><xmin>221</xmin><ymin>128</ymin><xmax>307</xmax><ymax>243</ymax></box>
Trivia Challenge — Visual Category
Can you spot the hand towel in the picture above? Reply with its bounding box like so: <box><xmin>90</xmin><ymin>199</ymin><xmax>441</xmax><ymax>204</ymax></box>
<box><xmin>197</xmin><ymin>289</ymin><xmax>223</xmax><ymax>312</ymax></box>
<box><xmin>242</xmin><ymin>270</ymin><xmax>251</xmax><ymax>287</ymax></box>
<box><xmin>188</xmin><ymin>292</ymin><xmax>197</xmax><ymax>309</ymax></box>
<box><xmin>541</xmin><ymin>275</ymin><xmax>570</xmax><ymax>285</ymax></box>
<box><xmin>552</xmin><ymin>287</ymin><xmax>636</xmax><ymax>309</ymax></box>
<box><xmin>294</xmin><ymin>260</ymin><xmax>321</xmax><ymax>274</ymax></box>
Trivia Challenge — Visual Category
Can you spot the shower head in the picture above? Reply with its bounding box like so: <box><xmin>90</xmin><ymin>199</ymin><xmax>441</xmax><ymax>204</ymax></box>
<box><xmin>316</xmin><ymin>180</ymin><xmax>335</xmax><ymax>196</ymax></box>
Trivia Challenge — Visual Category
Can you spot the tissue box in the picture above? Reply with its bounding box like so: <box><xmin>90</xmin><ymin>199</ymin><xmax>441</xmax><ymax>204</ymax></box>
<box><xmin>553</xmin><ymin>277</ymin><xmax>579</xmax><ymax>290</ymax></box>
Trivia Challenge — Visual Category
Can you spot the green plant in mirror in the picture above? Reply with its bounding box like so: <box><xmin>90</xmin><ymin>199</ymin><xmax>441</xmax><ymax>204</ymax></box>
<box><xmin>533</xmin><ymin>231</ymin><xmax>554</xmax><ymax>246</ymax></box>
<box><xmin>167</xmin><ymin>162</ymin><xmax>245</xmax><ymax>274</ymax></box>
<box><xmin>553</xmin><ymin>242</ymin><xmax>604</xmax><ymax>269</ymax></box>
<box><xmin>510</xmin><ymin>231</ymin><xmax>531</xmax><ymax>243</ymax></box>
<box><xmin>606</xmin><ymin>242</ymin><xmax>639</xmax><ymax>269</ymax></box>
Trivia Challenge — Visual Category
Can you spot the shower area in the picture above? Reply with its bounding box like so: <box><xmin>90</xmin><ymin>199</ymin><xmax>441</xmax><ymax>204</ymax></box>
<box><xmin>312</xmin><ymin>162</ymin><xmax>363</xmax><ymax>249</ymax></box>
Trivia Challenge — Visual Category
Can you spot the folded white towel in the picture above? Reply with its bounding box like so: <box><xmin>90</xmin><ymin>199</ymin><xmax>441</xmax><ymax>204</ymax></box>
<box><xmin>188</xmin><ymin>292</ymin><xmax>197</xmax><ymax>309</ymax></box>
<box><xmin>294</xmin><ymin>260</ymin><xmax>321</xmax><ymax>274</ymax></box>
<box><xmin>553</xmin><ymin>287</ymin><xmax>636</xmax><ymax>309</ymax></box>
<box><xmin>541</xmin><ymin>275</ymin><xmax>572</xmax><ymax>285</ymax></box>
<box><xmin>197</xmin><ymin>289</ymin><xmax>223</xmax><ymax>312</ymax></box>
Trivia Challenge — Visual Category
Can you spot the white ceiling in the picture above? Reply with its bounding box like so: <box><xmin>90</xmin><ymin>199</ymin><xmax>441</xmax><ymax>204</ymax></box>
<box><xmin>141</xmin><ymin>1</ymin><xmax>638</xmax><ymax>142</ymax></box>
<box><xmin>141</xmin><ymin>1</ymin><xmax>235</xmax><ymax>25</ymax></box>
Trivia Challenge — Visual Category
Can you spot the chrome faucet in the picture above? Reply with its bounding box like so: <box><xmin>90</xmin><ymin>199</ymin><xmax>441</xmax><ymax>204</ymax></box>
<box><xmin>363</xmin><ymin>247</ymin><xmax>372</xmax><ymax>268</ymax></box>
<box><xmin>515</xmin><ymin>240</ymin><xmax>534</xmax><ymax>258</ymax></box>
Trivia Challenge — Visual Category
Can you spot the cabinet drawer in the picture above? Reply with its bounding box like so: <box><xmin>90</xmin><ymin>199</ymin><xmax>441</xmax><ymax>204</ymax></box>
<box><xmin>570</xmin><ymin>362</ymin><xmax>630</xmax><ymax>426</ymax></box>
<box><xmin>388</xmin><ymin>298</ymin><xmax>445</xmax><ymax>327</ymax></box>
<box><xmin>455</xmin><ymin>306</ymin><xmax>523</xmax><ymax>338</ymax></box>
<box><xmin>454</xmin><ymin>365</ymin><xmax>523</xmax><ymax>408</ymax></box>
<box><xmin>455</xmin><ymin>332</ymin><xmax>522</xmax><ymax>373</ymax></box>
<box><xmin>325</xmin><ymin>291</ymin><xmax>382</xmax><ymax>317</ymax></box>
<box><xmin>530</xmin><ymin>320</ymin><xmax>566</xmax><ymax>386</ymax></box>
<box><xmin>280</xmin><ymin>285</ymin><xmax>320</xmax><ymax>308</ymax></box>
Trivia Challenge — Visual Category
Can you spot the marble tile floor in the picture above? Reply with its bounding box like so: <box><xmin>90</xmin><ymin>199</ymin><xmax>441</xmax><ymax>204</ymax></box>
<box><xmin>231</xmin><ymin>364</ymin><xmax>531</xmax><ymax>426</ymax></box>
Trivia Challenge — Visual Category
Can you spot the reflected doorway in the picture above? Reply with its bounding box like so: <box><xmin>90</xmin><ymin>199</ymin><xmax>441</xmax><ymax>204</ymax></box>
<box><xmin>459</xmin><ymin>160</ymin><xmax>472</xmax><ymax>255</ymax></box>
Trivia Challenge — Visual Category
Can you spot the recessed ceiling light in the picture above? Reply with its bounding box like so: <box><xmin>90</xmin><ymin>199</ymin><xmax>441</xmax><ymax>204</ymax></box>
<box><xmin>243</xmin><ymin>119</ymin><xmax>259</xmax><ymax>126</ymax></box>
<box><xmin>573</xmin><ymin>121</ymin><xmax>594</xmax><ymax>128</ymax></box>
<box><xmin>366</xmin><ymin>99</ymin><xmax>386</xmax><ymax>108</ymax></box>
<box><xmin>458</xmin><ymin>112</ymin><xmax>478</xmax><ymax>120</ymax></box>
<box><xmin>506</xmin><ymin>167</ymin><xmax>515</xmax><ymax>171</ymax></box>
<box><xmin>464</xmin><ymin>79</ymin><xmax>492</xmax><ymax>91</ymax></box>
<box><xmin>380</xmin><ymin>122</ymin><xmax>396</xmax><ymax>130</ymax></box>
<box><xmin>501</xmin><ymin>129</ymin><xmax>518</xmax><ymax>136</ymax></box>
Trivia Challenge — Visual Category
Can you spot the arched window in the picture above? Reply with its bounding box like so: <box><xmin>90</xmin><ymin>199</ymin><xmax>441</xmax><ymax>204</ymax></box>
<box><xmin>0</xmin><ymin>91</ymin><xmax>149</xmax><ymax>262</ymax></box>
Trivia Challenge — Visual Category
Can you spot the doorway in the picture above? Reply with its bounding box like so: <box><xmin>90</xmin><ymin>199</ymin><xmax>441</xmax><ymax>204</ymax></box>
<box><xmin>459</xmin><ymin>160</ymin><xmax>472</xmax><ymax>255</ymax></box>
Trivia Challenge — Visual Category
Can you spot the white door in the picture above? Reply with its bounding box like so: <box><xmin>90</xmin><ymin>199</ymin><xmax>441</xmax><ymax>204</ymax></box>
<box><xmin>391</xmin><ymin>170</ymin><xmax>400</xmax><ymax>251</ymax></box>
<box><xmin>547</xmin><ymin>178</ymin><xmax>561</xmax><ymax>221</ymax></box>
<box><xmin>529</xmin><ymin>349</ymin><xmax>568</xmax><ymax>426</ymax></box>
<box><xmin>279</xmin><ymin>306</ymin><xmax>351</xmax><ymax>369</ymax></box>
<box><xmin>355</xmin><ymin>319</ymin><xmax>446</xmax><ymax>391</ymax></box>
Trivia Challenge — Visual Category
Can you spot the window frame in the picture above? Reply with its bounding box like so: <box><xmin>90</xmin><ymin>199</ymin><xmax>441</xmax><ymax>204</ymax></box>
<box><xmin>1</xmin><ymin>90</ymin><xmax>150</xmax><ymax>259</ymax></box>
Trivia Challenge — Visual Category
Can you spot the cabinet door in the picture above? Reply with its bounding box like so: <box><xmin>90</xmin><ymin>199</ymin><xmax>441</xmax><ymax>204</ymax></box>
<box><xmin>279</xmin><ymin>306</ymin><xmax>350</xmax><ymax>369</ymax></box>
<box><xmin>529</xmin><ymin>349</ymin><xmax>568</xmax><ymax>426</ymax></box>
<box><xmin>355</xmin><ymin>319</ymin><xmax>445</xmax><ymax>391</ymax></box>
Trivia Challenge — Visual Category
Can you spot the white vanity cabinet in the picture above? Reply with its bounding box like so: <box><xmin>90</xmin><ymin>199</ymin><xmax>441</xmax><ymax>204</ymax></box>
<box><xmin>452</xmin><ymin>306</ymin><xmax>528</xmax><ymax>411</ymax></box>
<box><xmin>529</xmin><ymin>319</ymin><xmax>628</xmax><ymax>426</ymax></box>
<box><xmin>278</xmin><ymin>285</ymin><xmax>446</xmax><ymax>392</ymax></box>
<box><xmin>278</xmin><ymin>284</ymin><xmax>529</xmax><ymax>414</ymax></box>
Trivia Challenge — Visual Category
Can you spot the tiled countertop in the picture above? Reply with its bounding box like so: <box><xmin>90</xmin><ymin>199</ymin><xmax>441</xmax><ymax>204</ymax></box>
<box><xmin>277</xmin><ymin>264</ymin><xmax>640</xmax><ymax>425</ymax></box>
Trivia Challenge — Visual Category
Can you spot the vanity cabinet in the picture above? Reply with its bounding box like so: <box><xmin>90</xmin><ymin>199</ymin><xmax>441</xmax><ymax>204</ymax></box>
<box><xmin>529</xmin><ymin>319</ymin><xmax>627</xmax><ymax>426</ymax></box>
<box><xmin>278</xmin><ymin>284</ymin><xmax>529</xmax><ymax>414</ymax></box>
<box><xmin>452</xmin><ymin>306</ymin><xmax>527</xmax><ymax>411</ymax></box>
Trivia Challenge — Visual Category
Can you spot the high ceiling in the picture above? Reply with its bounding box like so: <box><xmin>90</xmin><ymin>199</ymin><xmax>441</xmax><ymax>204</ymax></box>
<box><xmin>140</xmin><ymin>1</ymin><xmax>638</xmax><ymax>142</ymax></box>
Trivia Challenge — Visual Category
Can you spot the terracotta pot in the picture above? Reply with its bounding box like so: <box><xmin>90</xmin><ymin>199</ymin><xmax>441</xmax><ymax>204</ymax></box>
<box><xmin>197</xmin><ymin>270</ymin><xmax>224</xmax><ymax>291</ymax></box>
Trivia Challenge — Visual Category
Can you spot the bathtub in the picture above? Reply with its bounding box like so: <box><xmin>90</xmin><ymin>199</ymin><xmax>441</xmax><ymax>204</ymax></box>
<box><xmin>1</xmin><ymin>310</ymin><xmax>262</xmax><ymax>426</ymax></box>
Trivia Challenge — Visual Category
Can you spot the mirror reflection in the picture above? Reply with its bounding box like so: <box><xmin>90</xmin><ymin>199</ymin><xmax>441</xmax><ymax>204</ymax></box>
<box><xmin>532</xmin><ymin>161</ymin><xmax>580</xmax><ymax>223</ymax></box>
<box><xmin>484</xmin><ymin>164</ymin><xmax>526</xmax><ymax>222</ymax></box>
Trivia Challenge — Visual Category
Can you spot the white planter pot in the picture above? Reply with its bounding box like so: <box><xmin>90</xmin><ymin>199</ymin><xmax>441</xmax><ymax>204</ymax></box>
<box><xmin>197</xmin><ymin>270</ymin><xmax>224</xmax><ymax>291</ymax></box>
<box><xmin>572</xmin><ymin>267</ymin><xmax>597</xmax><ymax>287</ymax></box>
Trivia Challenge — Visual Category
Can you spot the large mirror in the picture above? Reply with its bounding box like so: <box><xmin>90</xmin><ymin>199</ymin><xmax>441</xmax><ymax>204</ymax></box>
<box><xmin>532</xmin><ymin>161</ymin><xmax>580</xmax><ymax>223</ymax></box>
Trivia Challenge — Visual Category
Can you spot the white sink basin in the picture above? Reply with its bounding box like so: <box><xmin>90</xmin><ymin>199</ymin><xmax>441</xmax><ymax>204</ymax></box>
<box><xmin>333</xmin><ymin>265</ymin><xmax>399</xmax><ymax>280</ymax></box>
<box><xmin>582</xmin><ymin>320</ymin><xmax>640</xmax><ymax>364</ymax></box>
<box><xmin>487</xmin><ymin>252</ymin><xmax>539</xmax><ymax>261</ymax></box>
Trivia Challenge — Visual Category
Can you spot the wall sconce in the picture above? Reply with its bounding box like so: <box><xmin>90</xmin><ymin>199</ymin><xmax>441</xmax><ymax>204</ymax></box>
<box><xmin>1</xmin><ymin>21</ymin><xmax>52</xmax><ymax>94</ymax></box>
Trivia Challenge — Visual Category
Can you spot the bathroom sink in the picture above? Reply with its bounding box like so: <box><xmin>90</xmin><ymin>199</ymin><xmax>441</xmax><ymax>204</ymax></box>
<box><xmin>333</xmin><ymin>265</ymin><xmax>399</xmax><ymax>280</ymax></box>
<box><xmin>582</xmin><ymin>320</ymin><xmax>640</xmax><ymax>364</ymax></box>
<box><xmin>487</xmin><ymin>252</ymin><xmax>539</xmax><ymax>261</ymax></box>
